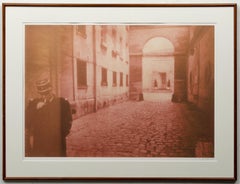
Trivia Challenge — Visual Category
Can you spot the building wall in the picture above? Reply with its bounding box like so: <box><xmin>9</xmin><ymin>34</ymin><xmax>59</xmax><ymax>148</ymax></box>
<box><xmin>56</xmin><ymin>26</ymin><xmax>74</xmax><ymax>101</ymax></box>
<box><xmin>187</xmin><ymin>27</ymin><xmax>214</xmax><ymax>117</ymax></box>
<box><xmin>72</xmin><ymin>25</ymin><xmax>95</xmax><ymax>117</ymax></box>
<box><xmin>94</xmin><ymin>25</ymin><xmax>129</xmax><ymax>109</ymax></box>
<box><xmin>25</xmin><ymin>26</ymin><xmax>74</xmax><ymax>104</ymax></box>
<box><xmin>71</xmin><ymin>25</ymin><xmax>130</xmax><ymax>117</ymax></box>
<box><xmin>129</xmin><ymin>26</ymin><xmax>189</xmax><ymax>54</ymax></box>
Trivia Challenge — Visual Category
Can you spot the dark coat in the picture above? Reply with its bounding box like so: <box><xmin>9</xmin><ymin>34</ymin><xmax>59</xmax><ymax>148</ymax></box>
<box><xmin>25</xmin><ymin>97</ymin><xmax>72</xmax><ymax>157</ymax></box>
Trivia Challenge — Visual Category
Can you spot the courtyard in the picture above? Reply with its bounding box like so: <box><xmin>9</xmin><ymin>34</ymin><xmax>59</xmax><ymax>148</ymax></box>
<box><xmin>67</xmin><ymin>97</ymin><xmax>214</xmax><ymax>157</ymax></box>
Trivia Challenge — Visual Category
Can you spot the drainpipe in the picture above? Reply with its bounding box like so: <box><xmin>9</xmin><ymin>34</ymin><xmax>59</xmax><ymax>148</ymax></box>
<box><xmin>197</xmin><ymin>43</ymin><xmax>200</xmax><ymax>105</ymax></box>
<box><xmin>72</xmin><ymin>26</ymin><xmax>76</xmax><ymax>101</ymax></box>
<box><xmin>93</xmin><ymin>25</ymin><xmax>97</xmax><ymax>112</ymax></box>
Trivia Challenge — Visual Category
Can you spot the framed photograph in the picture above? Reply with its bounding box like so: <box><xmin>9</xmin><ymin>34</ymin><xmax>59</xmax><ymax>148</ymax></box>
<box><xmin>2</xmin><ymin>3</ymin><xmax>237</xmax><ymax>181</ymax></box>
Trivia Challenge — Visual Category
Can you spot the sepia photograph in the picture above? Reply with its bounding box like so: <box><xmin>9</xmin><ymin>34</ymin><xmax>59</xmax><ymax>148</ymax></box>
<box><xmin>25</xmin><ymin>25</ymin><xmax>214</xmax><ymax>158</ymax></box>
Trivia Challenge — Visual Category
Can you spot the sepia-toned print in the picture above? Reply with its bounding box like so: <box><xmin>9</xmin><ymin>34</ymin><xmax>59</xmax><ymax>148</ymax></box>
<box><xmin>25</xmin><ymin>25</ymin><xmax>214</xmax><ymax>157</ymax></box>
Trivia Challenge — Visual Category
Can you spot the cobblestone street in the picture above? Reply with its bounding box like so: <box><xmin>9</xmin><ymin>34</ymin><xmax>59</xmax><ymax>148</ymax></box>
<box><xmin>67</xmin><ymin>99</ymin><xmax>214</xmax><ymax>157</ymax></box>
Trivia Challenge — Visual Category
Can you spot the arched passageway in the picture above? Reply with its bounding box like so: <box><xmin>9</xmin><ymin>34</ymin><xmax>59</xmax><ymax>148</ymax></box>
<box><xmin>129</xmin><ymin>26</ymin><xmax>189</xmax><ymax>103</ymax></box>
<box><xmin>142</xmin><ymin>37</ymin><xmax>174</xmax><ymax>101</ymax></box>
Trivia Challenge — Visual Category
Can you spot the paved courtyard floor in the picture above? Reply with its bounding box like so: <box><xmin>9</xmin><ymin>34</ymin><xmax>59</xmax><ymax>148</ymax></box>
<box><xmin>66</xmin><ymin>100</ymin><xmax>214</xmax><ymax>157</ymax></box>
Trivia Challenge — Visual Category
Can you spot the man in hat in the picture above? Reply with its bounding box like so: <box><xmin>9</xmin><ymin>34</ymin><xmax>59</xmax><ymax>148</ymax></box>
<box><xmin>25</xmin><ymin>77</ymin><xmax>72</xmax><ymax>157</ymax></box>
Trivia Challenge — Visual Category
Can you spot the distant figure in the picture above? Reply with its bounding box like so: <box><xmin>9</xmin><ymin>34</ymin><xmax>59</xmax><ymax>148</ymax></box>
<box><xmin>154</xmin><ymin>79</ymin><xmax>158</xmax><ymax>88</ymax></box>
<box><xmin>167</xmin><ymin>79</ymin><xmax>171</xmax><ymax>89</ymax></box>
<box><xmin>25</xmin><ymin>76</ymin><xmax>72</xmax><ymax>157</ymax></box>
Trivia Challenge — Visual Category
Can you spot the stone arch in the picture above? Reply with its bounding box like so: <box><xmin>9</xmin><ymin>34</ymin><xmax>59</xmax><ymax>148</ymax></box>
<box><xmin>142</xmin><ymin>37</ymin><xmax>175</xmax><ymax>55</ymax></box>
<box><xmin>141</xmin><ymin>37</ymin><xmax>175</xmax><ymax>101</ymax></box>
<box><xmin>129</xmin><ymin>27</ymin><xmax>189</xmax><ymax>102</ymax></box>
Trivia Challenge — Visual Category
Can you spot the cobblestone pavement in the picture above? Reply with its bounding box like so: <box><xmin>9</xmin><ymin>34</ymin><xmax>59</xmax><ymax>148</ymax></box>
<box><xmin>66</xmin><ymin>100</ymin><xmax>214</xmax><ymax>157</ymax></box>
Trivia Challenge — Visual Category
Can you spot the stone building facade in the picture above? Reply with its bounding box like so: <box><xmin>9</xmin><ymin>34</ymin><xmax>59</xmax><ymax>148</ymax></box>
<box><xmin>25</xmin><ymin>25</ymin><xmax>129</xmax><ymax>119</ymax></box>
<box><xmin>187</xmin><ymin>26</ymin><xmax>214</xmax><ymax>119</ymax></box>
<box><xmin>94</xmin><ymin>25</ymin><xmax>130</xmax><ymax>112</ymax></box>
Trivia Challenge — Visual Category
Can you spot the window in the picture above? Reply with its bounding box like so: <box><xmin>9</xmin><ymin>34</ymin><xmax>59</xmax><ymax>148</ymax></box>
<box><xmin>126</xmin><ymin>74</ymin><xmax>129</xmax><ymax>86</ymax></box>
<box><xmin>119</xmin><ymin>37</ymin><xmax>123</xmax><ymax>61</ymax></box>
<box><xmin>77</xmin><ymin>60</ymin><xmax>87</xmax><ymax>88</ymax></box>
<box><xmin>101</xmin><ymin>25</ymin><xmax>107</xmax><ymax>48</ymax></box>
<box><xmin>113</xmin><ymin>71</ymin><xmax>117</xmax><ymax>86</ymax></box>
<box><xmin>111</xmin><ymin>27</ymin><xmax>118</xmax><ymax>58</ymax></box>
<box><xmin>120</xmin><ymin>72</ymin><xmax>123</xmax><ymax>86</ymax></box>
<box><xmin>112</xmin><ymin>27</ymin><xmax>117</xmax><ymax>49</ymax></box>
<box><xmin>76</xmin><ymin>25</ymin><xmax>87</xmax><ymax>38</ymax></box>
<box><xmin>101</xmin><ymin>68</ymin><xmax>108</xmax><ymax>86</ymax></box>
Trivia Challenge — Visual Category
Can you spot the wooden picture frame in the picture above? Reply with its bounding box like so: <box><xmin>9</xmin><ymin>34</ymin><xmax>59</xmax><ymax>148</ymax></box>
<box><xmin>2</xmin><ymin>3</ymin><xmax>237</xmax><ymax>181</ymax></box>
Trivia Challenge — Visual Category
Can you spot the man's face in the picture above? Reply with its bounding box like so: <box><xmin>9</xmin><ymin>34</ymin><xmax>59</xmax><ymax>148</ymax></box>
<box><xmin>38</xmin><ymin>90</ymin><xmax>51</xmax><ymax>98</ymax></box>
